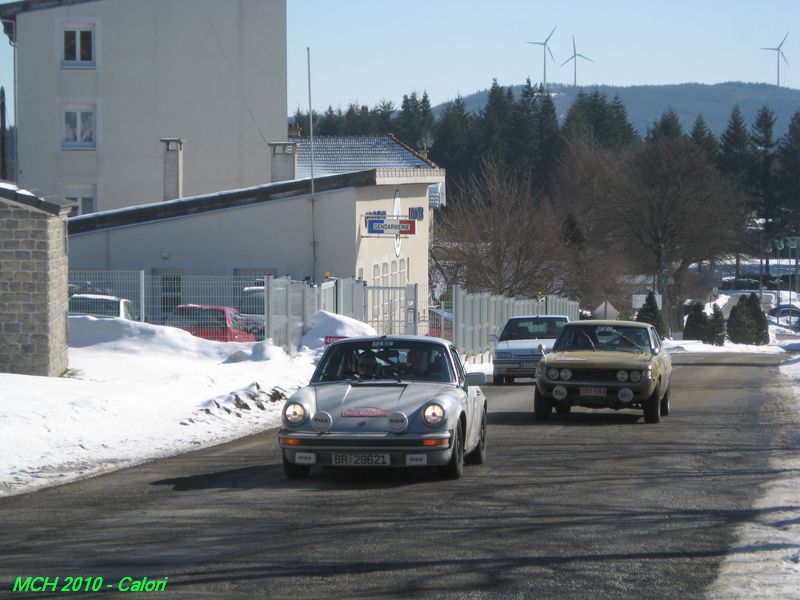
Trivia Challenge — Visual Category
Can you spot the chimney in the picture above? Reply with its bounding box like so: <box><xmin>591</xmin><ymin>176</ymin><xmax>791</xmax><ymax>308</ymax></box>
<box><xmin>268</xmin><ymin>142</ymin><xmax>298</xmax><ymax>182</ymax></box>
<box><xmin>160</xmin><ymin>138</ymin><xmax>184</xmax><ymax>200</ymax></box>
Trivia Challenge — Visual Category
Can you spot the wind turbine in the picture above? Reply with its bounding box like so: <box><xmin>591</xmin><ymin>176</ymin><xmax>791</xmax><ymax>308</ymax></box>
<box><xmin>761</xmin><ymin>33</ymin><xmax>789</xmax><ymax>87</ymax></box>
<box><xmin>526</xmin><ymin>26</ymin><xmax>557</xmax><ymax>90</ymax></box>
<box><xmin>561</xmin><ymin>35</ymin><xmax>593</xmax><ymax>87</ymax></box>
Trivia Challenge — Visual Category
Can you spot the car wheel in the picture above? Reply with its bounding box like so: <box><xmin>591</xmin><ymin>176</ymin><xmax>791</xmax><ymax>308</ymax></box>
<box><xmin>644</xmin><ymin>384</ymin><xmax>661</xmax><ymax>424</ymax></box>
<box><xmin>440</xmin><ymin>420</ymin><xmax>464</xmax><ymax>479</ymax></box>
<box><xmin>533</xmin><ymin>388</ymin><xmax>553</xmax><ymax>420</ymax></box>
<box><xmin>465</xmin><ymin>407</ymin><xmax>487</xmax><ymax>465</ymax></box>
<box><xmin>660</xmin><ymin>386</ymin><xmax>671</xmax><ymax>416</ymax></box>
<box><xmin>282</xmin><ymin>453</ymin><xmax>310</xmax><ymax>479</ymax></box>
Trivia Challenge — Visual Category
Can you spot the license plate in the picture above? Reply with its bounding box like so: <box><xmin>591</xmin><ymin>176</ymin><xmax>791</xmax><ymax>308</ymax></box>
<box><xmin>331</xmin><ymin>453</ymin><xmax>390</xmax><ymax>466</ymax></box>
<box><xmin>580</xmin><ymin>386</ymin><xmax>607</xmax><ymax>396</ymax></box>
<box><xmin>294</xmin><ymin>452</ymin><xmax>316</xmax><ymax>465</ymax></box>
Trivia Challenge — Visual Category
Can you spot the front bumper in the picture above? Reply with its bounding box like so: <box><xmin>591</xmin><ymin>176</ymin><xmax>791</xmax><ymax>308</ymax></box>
<box><xmin>493</xmin><ymin>357</ymin><xmax>542</xmax><ymax>377</ymax></box>
<box><xmin>279</xmin><ymin>430</ymin><xmax>455</xmax><ymax>467</ymax></box>
<box><xmin>536</xmin><ymin>378</ymin><xmax>655</xmax><ymax>409</ymax></box>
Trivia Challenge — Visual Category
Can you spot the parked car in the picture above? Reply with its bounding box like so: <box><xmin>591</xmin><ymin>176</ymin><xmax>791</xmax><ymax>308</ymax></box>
<box><xmin>68</xmin><ymin>294</ymin><xmax>139</xmax><ymax>320</ymax></box>
<box><xmin>493</xmin><ymin>315</ymin><xmax>570</xmax><ymax>384</ymax></box>
<box><xmin>164</xmin><ymin>304</ymin><xmax>257</xmax><ymax>342</ymax></box>
<box><xmin>278</xmin><ymin>335</ymin><xmax>487</xmax><ymax>479</ymax></box>
<box><xmin>767</xmin><ymin>304</ymin><xmax>800</xmax><ymax>321</ymax></box>
<box><xmin>533</xmin><ymin>320</ymin><xmax>672</xmax><ymax>423</ymax></box>
<box><xmin>236</xmin><ymin>286</ymin><xmax>267</xmax><ymax>340</ymax></box>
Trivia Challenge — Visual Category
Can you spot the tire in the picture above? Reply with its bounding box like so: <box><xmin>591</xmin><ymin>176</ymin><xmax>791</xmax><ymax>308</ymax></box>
<box><xmin>660</xmin><ymin>386</ymin><xmax>671</xmax><ymax>417</ymax></box>
<box><xmin>533</xmin><ymin>388</ymin><xmax>553</xmax><ymax>420</ymax></box>
<box><xmin>644</xmin><ymin>384</ymin><xmax>661</xmax><ymax>424</ymax></box>
<box><xmin>283</xmin><ymin>453</ymin><xmax>310</xmax><ymax>479</ymax></box>
<box><xmin>465</xmin><ymin>407</ymin><xmax>487</xmax><ymax>465</ymax></box>
<box><xmin>440</xmin><ymin>420</ymin><xmax>464</xmax><ymax>479</ymax></box>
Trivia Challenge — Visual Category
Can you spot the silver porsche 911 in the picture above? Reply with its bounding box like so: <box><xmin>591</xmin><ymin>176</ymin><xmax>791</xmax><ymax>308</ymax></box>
<box><xmin>278</xmin><ymin>336</ymin><xmax>487</xmax><ymax>480</ymax></box>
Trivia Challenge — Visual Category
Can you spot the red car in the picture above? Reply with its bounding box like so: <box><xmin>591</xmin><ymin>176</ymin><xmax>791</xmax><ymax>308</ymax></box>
<box><xmin>165</xmin><ymin>304</ymin><xmax>257</xmax><ymax>342</ymax></box>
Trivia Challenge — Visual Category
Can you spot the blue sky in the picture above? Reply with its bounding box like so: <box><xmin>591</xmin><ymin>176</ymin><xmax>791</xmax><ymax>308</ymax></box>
<box><xmin>0</xmin><ymin>0</ymin><xmax>795</xmax><ymax>123</ymax></box>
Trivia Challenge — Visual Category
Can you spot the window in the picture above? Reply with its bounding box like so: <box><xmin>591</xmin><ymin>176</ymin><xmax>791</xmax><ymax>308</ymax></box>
<box><xmin>63</xmin><ymin>106</ymin><xmax>96</xmax><ymax>148</ymax></box>
<box><xmin>65</xmin><ymin>185</ymin><xmax>96</xmax><ymax>216</ymax></box>
<box><xmin>63</xmin><ymin>25</ymin><xmax>94</xmax><ymax>67</ymax></box>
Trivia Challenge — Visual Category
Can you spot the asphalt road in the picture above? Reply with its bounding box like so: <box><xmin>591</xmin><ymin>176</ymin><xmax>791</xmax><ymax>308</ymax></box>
<box><xmin>1</xmin><ymin>352</ymin><xmax>797</xmax><ymax>599</ymax></box>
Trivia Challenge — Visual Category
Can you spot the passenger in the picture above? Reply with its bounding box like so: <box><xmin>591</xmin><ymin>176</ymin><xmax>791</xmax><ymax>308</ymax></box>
<box><xmin>357</xmin><ymin>351</ymin><xmax>379</xmax><ymax>379</ymax></box>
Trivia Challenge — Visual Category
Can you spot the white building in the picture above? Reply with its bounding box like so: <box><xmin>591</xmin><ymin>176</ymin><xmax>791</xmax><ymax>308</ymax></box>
<box><xmin>0</xmin><ymin>0</ymin><xmax>287</xmax><ymax>214</ymax></box>
<box><xmin>68</xmin><ymin>135</ymin><xmax>446</xmax><ymax>288</ymax></box>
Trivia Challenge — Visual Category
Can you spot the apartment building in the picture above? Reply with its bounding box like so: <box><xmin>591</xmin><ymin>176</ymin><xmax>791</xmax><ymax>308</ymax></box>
<box><xmin>0</xmin><ymin>0</ymin><xmax>287</xmax><ymax>214</ymax></box>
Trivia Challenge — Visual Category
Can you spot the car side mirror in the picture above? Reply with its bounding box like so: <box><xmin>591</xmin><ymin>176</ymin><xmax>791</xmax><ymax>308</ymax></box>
<box><xmin>466</xmin><ymin>372</ymin><xmax>486</xmax><ymax>387</ymax></box>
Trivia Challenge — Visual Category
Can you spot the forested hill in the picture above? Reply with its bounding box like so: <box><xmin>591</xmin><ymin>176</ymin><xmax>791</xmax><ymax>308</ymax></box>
<box><xmin>447</xmin><ymin>82</ymin><xmax>800</xmax><ymax>137</ymax></box>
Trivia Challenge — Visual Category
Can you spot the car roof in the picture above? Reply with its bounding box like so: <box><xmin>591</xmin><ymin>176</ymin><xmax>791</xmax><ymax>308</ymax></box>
<box><xmin>506</xmin><ymin>315</ymin><xmax>570</xmax><ymax>320</ymax></box>
<box><xmin>70</xmin><ymin>293</ymin><xmax>123</xmax><ymax>301</ymax></box>
<box><xmin>566</xmin><ymin>319</ymin><xmax>650</xmax><ymax>328</ymax></box>
<box><xmin>328</xmin><ymin>334</ymin><xmax>452</xmax><ymax>348</ymax></box>
<box><xmin>176</xmin><ymin>303</ymin><xmax>234</xmax><ymax>311</ymax></box>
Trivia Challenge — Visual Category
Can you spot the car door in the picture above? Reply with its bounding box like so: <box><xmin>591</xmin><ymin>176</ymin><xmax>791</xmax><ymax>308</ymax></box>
<box><xmin>648</xmin><ymin>327</ymin><xmax>671</xmax><ymax>390</ymax></box>
<box><xmin>450</xmin><ymin>346</ymin><xmax>480</xmax><ymax>449</ymax></box>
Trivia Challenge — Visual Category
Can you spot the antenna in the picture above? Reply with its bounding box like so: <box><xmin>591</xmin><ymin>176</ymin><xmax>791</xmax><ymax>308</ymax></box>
<box><xmin>760</xmin><ymin>32</ymin><xmax>789</xmax><ymax>87</ymax></box>
<box><xmin>526</xmin><ymin>26</ymin><xmax>556</xmax><ymax>90</ymax></box>
<box><xmin>560</xmin><ymin>35</ymin><xmax>593</xmax><ymax>87</ymax></box>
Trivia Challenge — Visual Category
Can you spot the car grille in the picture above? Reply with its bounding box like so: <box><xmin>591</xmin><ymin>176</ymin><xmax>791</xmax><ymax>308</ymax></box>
<box><xmin>564</xmin><ymin>368</ymin><xmax>628</xmax><ymax>383</ymax></box>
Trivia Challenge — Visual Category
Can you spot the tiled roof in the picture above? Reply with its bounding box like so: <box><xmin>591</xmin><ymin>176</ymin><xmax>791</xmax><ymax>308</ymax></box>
<box><xmin>295</xmin><ymin>135</ymin><xmax>437</xmax><ymax>178</ymax></box>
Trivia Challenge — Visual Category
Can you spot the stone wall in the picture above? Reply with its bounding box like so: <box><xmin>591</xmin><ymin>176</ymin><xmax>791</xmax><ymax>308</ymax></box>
<box><xmin>0</xmin><ymin>198</ymin><xmax>69</xmax><ymax>376</ymax></box>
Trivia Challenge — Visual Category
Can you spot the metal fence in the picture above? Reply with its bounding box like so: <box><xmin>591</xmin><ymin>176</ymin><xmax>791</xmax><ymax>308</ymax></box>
<box><xmin>68</xmin><ymin>270</ymin><xmax>580</xmax><ymax>360</ymax></box>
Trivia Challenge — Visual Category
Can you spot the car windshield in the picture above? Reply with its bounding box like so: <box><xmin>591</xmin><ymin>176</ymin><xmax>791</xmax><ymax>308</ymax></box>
<box><xmin>313</xmin><ymin>340</ymin><xmax>455</xmax><ymax>384</ymax></box>
<box><xmin>499</xmin><ymin>318</ymin><xmax>566</xmax><ymax>341</ymax></box>
<box><xmin>238</xmin><ymin>288</ymin><xmax>264</xmax><ymax>314</ymax></box>
<box><xmin>554</xmin><ymin>325</ymin><xmax>651</xmax><ymax>353</ymax></box>
<box><xmin>166</xmin><ymin>306</ymin><xmax>227</xmax><ymax>329</ymax></box>
<box><xmin>68</xmin><ymin>296</ymin><xmax>121</xmax><ymax>317</ymax></box>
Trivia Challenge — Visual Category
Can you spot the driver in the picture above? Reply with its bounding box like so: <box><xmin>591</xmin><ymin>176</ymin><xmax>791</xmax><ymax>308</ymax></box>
<box><xmin>357</xmin><ymin>351</ymin><xmax>379</xmax><ymax>379</ymax></box>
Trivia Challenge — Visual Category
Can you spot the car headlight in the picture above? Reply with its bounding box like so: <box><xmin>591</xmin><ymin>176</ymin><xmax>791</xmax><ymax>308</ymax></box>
<box><xmin>616</xmin><ymin>370</ymin><xmax>629</xmax><ymax>382</ymax></box>
<box><xmin>283</xmin><ymin>402</ymin><xmax>307</xmax><ymax>425</ymax></box>
<box><xmin>559</xmin><ymin>368</ymin><xmax>572</xmax><ymax>381</ymax></box>
<box><xmin>422</xmin><ymin>403</ymin><xmax>446</xmax><ymax>426</ymax></box>
<box><xmin>629</xmin><ymin>370</ymin><xmax>642</xmax><ymax>383</ymax></box>
<box><xmin>547</xmin><ymin>367</ymin><xmax>560</xmax><ymax>380</ymax></box>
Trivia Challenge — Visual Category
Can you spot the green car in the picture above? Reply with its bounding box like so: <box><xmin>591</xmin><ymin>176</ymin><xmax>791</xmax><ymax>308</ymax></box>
<box><xmin>533</xmin><ymin>320</ymin><xmax>672</xmax><ymax>423</ymax></box>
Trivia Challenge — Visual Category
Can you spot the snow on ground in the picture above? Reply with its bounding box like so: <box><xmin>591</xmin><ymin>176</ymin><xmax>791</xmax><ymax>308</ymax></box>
<box><xmin>1</xmin><ymin>310</ymin><xmax>800</xmax><ymax>597</ymax></box>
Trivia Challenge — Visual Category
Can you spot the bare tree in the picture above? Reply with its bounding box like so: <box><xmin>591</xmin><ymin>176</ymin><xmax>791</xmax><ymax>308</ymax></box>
<box><xmin>431</xmin><ymin>158</ymin><xmax>566</xmax><ymax>297</ymax></box>
<box><xmin>609</xmin><ymin>138</ymin><xmax>746</xmax><ymax>331</ymax></box>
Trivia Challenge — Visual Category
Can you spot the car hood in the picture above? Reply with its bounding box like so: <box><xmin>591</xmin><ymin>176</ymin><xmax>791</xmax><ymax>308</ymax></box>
<box><xmin>309</xmin><ymin>381</ymin><xmax>457</xmax><ymax>432</ymax></box>
<box><xmin>495</xmin><ymin>338</ymin><xmax>558</xmax><ymax>354</ymax></box>
<box><xmin>543</xmin><ymin>351</ymin><xmax>654</xmax><ymax>369</ymax></box>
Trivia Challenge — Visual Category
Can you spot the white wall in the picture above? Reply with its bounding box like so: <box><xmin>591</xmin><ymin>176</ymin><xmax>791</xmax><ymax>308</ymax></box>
<box><xmin>68</xmin><ymin>179</ymin><xmax>435</xmax><ymax>294</ymax></box>
<box><xmin>15</xmin><ymin>0</ymin><xmax>287</xmax><ymax>211</ymax></box>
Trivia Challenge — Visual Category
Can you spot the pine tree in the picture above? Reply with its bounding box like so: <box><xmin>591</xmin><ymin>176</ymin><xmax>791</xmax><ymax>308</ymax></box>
<box><xmin>690</xmin><ymin>115</ymin><xmax>719</xmax><ymax>163</ymax></box>
<box><xmin>718</xmin><ymin>105</ymin><xmax>753</xmax><ymax>190</ymax></box>
<box><xmin>430</xmin><ymin>97</ymin><xmax>474</xmax><ymax>184</ymax></box>
<box><xmin>683</xmin><ymin>302</ymin><xmax>708</xmax><ymax>340</ymax></box>
<box><xmin>646</xmin><ymin>108</ymin><xmax>684</xmax><ymax>142</ymax></box>
<box><xmin>747</xmin><ymin>293</ymin><xmax>770</xmax><ymax>345</ymax></box>
<box><xmin>776</xmin><ymin>111</ymin><xmax>800</xmax><ymax>235</ymax></box>
<box><xmin>727</xmin><ymin>296</ymin><xmax>754</xmax><ymax>344</ymax></box>
<box><xmin>704</xmin><ymin>304</ymin><xmax>726</xmax><ymax>345</ymax></box>
<box><xmin>636</xmin><ymin>291</ymin><xmax>666</xmax><ymax>337</ymax></box>
<box><xmin>608</xmin><ymin>95</ymin><xmax>639</xmax><ymax>149</ymax></box>
<box><xmin>750</xmin><ymin>106</ymin><xmax>780</xmax><ymax>239</ymax></box>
